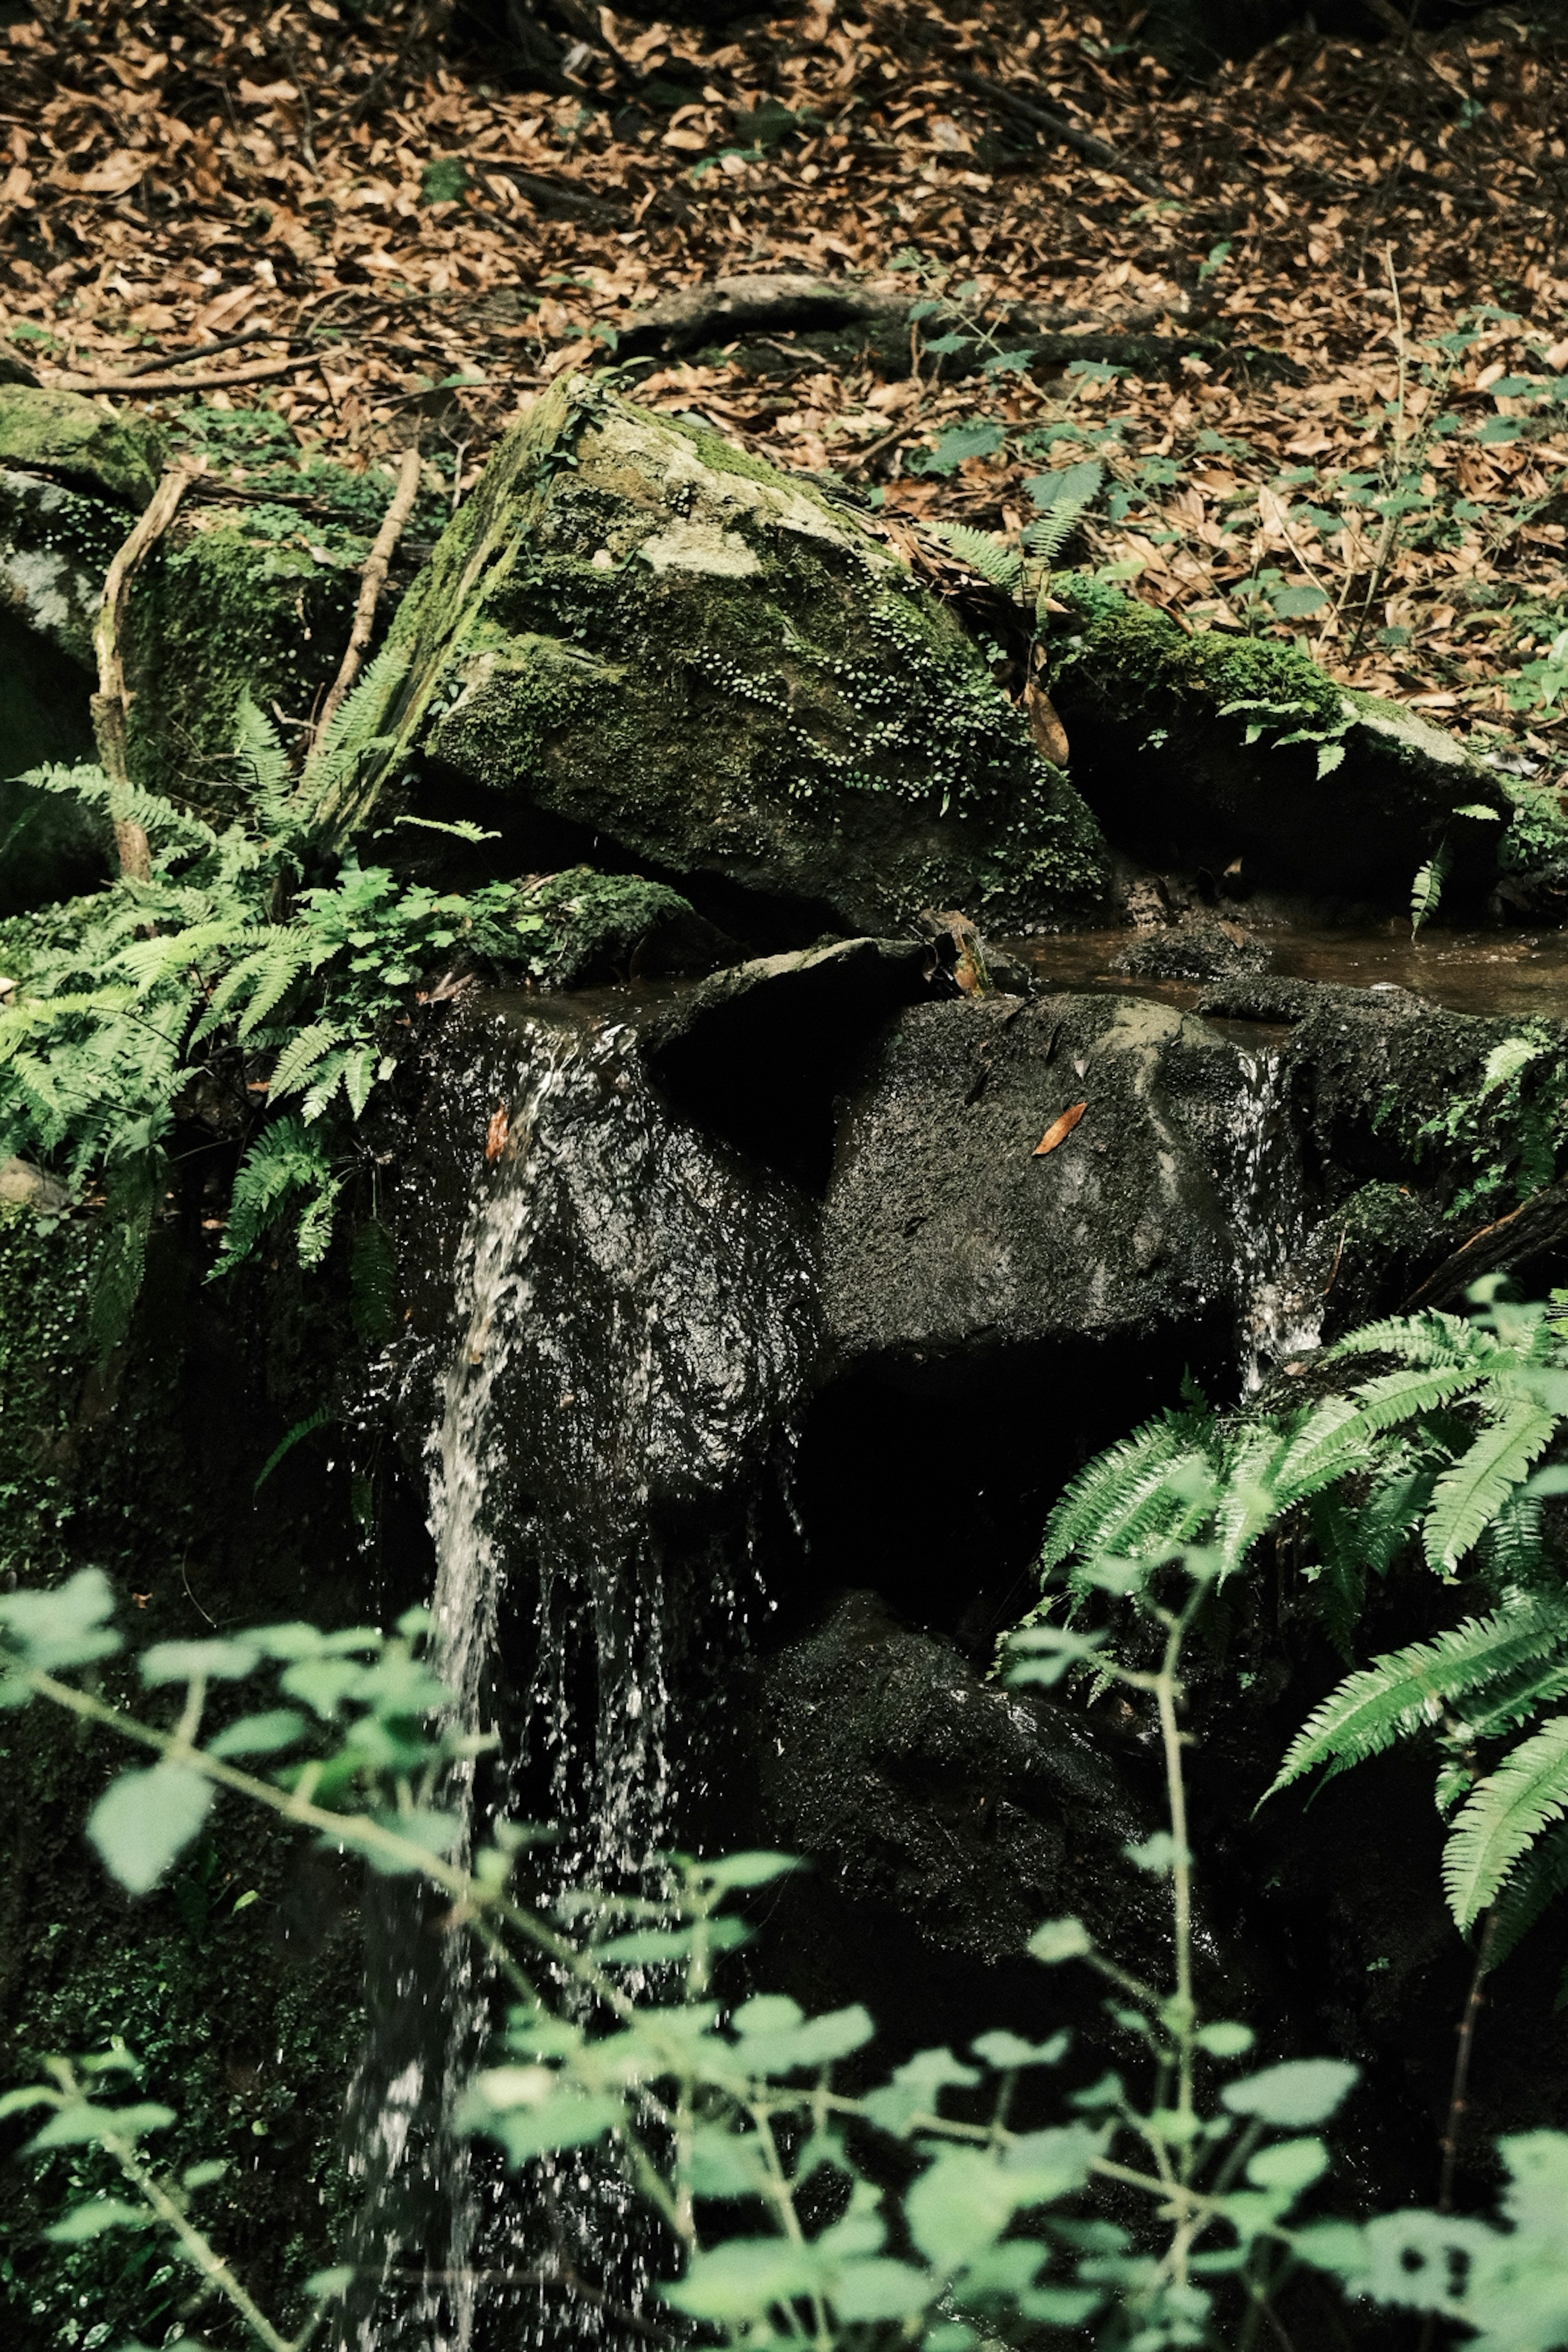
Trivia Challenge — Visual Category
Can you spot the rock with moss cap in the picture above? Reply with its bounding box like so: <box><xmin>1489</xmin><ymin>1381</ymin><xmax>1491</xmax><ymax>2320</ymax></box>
<box><xmin>0</xmin><ymin>385</ymin><xmax>162</xmax><ymax>511</ymax></box>
<box><xmin>314</xmin><ymin>374</ymin><xmax>1109</xmax><ymax>934</ymax></box>
<box><xmin>1045</xmin><ymin>575</ymin><xmax>1527</xmax><ymax>907</ymax></box>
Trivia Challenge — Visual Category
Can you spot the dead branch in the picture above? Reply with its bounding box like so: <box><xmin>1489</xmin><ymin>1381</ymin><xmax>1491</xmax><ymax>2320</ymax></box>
<box><xmin>47</xmin><ymin>354</ymin><xmax>321</xmax><ymax>396</ymax></box>
<box><xmin>311</xmin><ymin>445</ymin><xmax>423</xmax><ymax>746</ymax></box>
<box><xmin>92</xmin><ymin>461</ymin><xmax>197</xmax><ymax>881</ymax></box>
<box><xmin>951</xmin><ymin>70</ymin><xmax>1174</xmax><ymax>202</ymax></box>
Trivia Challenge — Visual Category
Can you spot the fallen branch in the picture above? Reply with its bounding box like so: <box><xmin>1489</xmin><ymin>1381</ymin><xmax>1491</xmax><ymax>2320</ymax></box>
<box><xmin>46</xmin><ymin>353</ymin><xmax>321</xmax><ymax>396</ymax></box>
<box><xmin>1399</xmin><ymin>1177</ymin><xmax>1568</xmax><ymax>1312</ymax></box>
<box><xmin>92</xmin><ymin>461</ymin><xmax>197</xmax><ymax>881</ymax></box>
<box><xmin>952</xmin><ymin>69</ymin><xmax>1174</xmax><ymax>201</ymax></box>
<box><xmin>311</xmin><ymin>445</ymin><xmax>423</xmax><ymax>746</ymax></box>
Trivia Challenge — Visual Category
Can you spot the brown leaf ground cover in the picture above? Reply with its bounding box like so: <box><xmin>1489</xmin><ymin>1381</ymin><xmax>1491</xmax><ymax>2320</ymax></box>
<box><xmin>4</xmin><ymin>0</ymin><xmax>1568</xmax><ymax>777</ymax></box>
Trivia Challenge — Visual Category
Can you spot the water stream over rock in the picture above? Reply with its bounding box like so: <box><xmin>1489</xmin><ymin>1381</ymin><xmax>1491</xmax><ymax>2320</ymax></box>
<box><xmin>346</xmin><ymin>1001</ymin><xmax>817</xmax><ymax>2348</ymax></box>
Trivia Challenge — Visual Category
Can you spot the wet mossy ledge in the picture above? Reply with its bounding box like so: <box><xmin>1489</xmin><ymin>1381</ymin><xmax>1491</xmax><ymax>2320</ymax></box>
<box><xmin>1044</xmin><ymin>574</ymin><xmax>1544</xmax><ymax>907</ymax></box>
<box><xmin>316</xmin><ymin>374</ymin><xmax>1111</xmax><ymax>935</ymax></box>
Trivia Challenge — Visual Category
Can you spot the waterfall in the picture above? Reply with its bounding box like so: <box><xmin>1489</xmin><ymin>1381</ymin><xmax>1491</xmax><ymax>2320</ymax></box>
<box><xmin>1224</xmin><ymin>1047</ymin><xmax>1322</xmax><ymax>1393</ymax></box>
<box><xmin>345</xmin><ymin>999</ymin><xmax>817</xmax><ymax>2350</ymax></box>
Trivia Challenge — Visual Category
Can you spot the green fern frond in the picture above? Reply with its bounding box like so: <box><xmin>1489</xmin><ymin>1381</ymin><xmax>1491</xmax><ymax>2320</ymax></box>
<box><xmin>296</xmin><ymin>641</ymin><xmax>408</xmax><ymax>822</ymax></box>
<box><xmin>232</xmin><ymin>694</ymin><xmax>295</xmax><ymax>835</ymax></box>
<box><xmin>1423</xmin><ymin>1399</ymin><xmax>1559</xmax><ymax>1573</ymax></box>
<box><xmin>254</xmin><ymin>1406</ymin><xmax>333</xmax><ymax>1495</ymax></box>
<box><xmin>1443</xmin><ymin>1713</ymin><xmax>1568</xmax><ymax>1930</ymax></box>
<box><xmin>301</xmin><ymin>1051</ymin><xmax>351</xmax><ymax>1125</ymax></box>
<box><xmin>1450</xmin><ymin>1662</ymin><xmax>1568</xmax><ymax>1749</ymax></box>
<box><xmin>267</xmin><ymin>1020</ymin><xmax>349</xmax><ymax>1107</ymax></box>
<box><xmin>1328</xmin><ymin>1312</ymin><xmax>1482</xmax><ymax>1369</ymax></box>
<box><xmin>232</xmin><ymin>939</ymin><xmax>315</xmax><ymax>1038</ymax></box>
<box><xmin>1265</xmin><ymin>1606</ymin><xmax>1568</xmax><ymax>1805</ymax></box>
<box><xmin>1486</xmin><ymin>1821</ymin><xmax>1568</xmax><ymax>1969</ymax></box>
<box><xmin>351</xmin><ymin>1217</ymin><xmax>399</xmax><ymax>1346</ymax></box>
<box><xmin>210</xmin><ymin>1117</ymin><xmax>336</xmax><ymax>1277</ymax></box>
<box><xmin>1038</xmin><ymin>1415</ymin><xmax>1197</xmax><ymax>1575</ymax></box>
<box><xmin>927</xmin><ymin>522</ymin><xmax>1024</xmax><ymax>594</ymax></box>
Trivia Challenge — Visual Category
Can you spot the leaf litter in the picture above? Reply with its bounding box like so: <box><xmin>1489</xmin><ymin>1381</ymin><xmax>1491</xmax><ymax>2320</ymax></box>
<box><xmin>3</xmin><ymin>0</ymin><xmax>1568</xmax><ymax>779</ymax></box>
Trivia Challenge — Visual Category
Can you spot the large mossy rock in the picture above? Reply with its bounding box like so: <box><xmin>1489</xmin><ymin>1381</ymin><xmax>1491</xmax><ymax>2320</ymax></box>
<box><xmin>1046</xmin><ymin>576</ymin><xmax>1513</xmax><ymax>904</ymax></box>
<box><xmin>328</xmin><ymin>376</ymin><xmax>1109</xmax><ymax>933</ymax></box>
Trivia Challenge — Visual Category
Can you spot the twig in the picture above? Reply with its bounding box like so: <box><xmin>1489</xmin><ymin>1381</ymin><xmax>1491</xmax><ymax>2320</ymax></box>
<box><xmin>311</xmin><ymin>446</ymin><xmax>423</xmax><ymax>745</ymax></box>
<box><xmin>48</xmin><ymin>354</ymin><xmax>322</xmax><ymax>396</ymax></box>
<box><xmin>1347</xmin><ymin>245</ymin><xmax>1408</xmax><ymax>661</ymax></box>
<box><xmin>1437</xmin><ymin>1907</ymin><xmax>1497</xmax><ymax>2212</ymax></box>
<box><xmin>951</xmin><ymin>69</ymin><xmax>1174</xmax><ymax>201</ymax></box>
<box><xmin>116</xmin><ymin>327</ymin><xmax>291</xmax><ymax>379</ymax></box>
<box><xmin>93</xmin><ymin>461</ymin><xmax>196</xmax><ymax>880</ymax></box>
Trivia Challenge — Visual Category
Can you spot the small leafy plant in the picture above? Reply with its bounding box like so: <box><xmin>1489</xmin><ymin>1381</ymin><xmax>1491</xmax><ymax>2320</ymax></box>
<box><xmin>8</xmin><ymin>1475</ymin><xmax>1568</xmax><ymax>2347</ymax></box>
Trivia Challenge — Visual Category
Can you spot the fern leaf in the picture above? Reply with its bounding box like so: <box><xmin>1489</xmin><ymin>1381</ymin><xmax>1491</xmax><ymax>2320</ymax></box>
<box><xmin>232</xmin><ymin>693</ymin><xmax>294</xmax><ymax>833</ymax></box>
<box><xmin>210</xmin><ymin>1116</ymin><xmax>335</xmax><ymax>1277</ymax></box>
<box><xmin>1443</xmin><ymin>1713</ymin><xmax>1568</xmax><ymax>1930</ymax></box>
<box><xmin>267</xmin><ymin>1020</ymin><xmax>348</xmax><ymax>1108</ymax></box>
<box><xmin>296</xmin><ymin>640</ymin><xmax>408</xmax><ymax>822</ymax></box>
<box><xmin>351</xmin><ymin>1218</ymin><xmax>399</xmax><ymax>1346</ymax></box>
<box><xmin>295</xmin><ymin>1174</ymin><xmax>345</xmax><ymax>1270</ymax></box>
<box><xmin>1411</xmin><ymin>836</ymin><xmax>1453</xmax><ymax>935</ymax></box>
<box><xmin>301</xmin><ymin>1051</ymin><xmax>351</xmax><ymax>1125</ymax></box>
<box><xmin>1328</xmin><ymin>1311</ymin><xmax>1480</xmax><ymax>1370</ymax></box>
<box><xmin>341</xmin><ymin>1043</ymin><xmax>378</xmax><ymax>1122</ymax></box>
<box><xmin>1423</xmin><ymin>1399</ymin><xmax>1559</xmax><ymax>1573</ymax></box>
<box><xmin>233</xmin><ymin>939</ymin><xmax>314</xmax><ymax>1038</ymax></box>
<box><xmin>1274</xmin><ymin>1368</ymin><xmax>1490</xmax><ymax>1510</ymax></box>
<box><xmin>254</xmin><ymin>1405</ymin><xmax>333</xmax><ymax>1495</ymax></box>
<box><xmin>1486</xmin><ymin>1821</ymin><xmax>1568</xmax><ymax>1970</ymax></box>
<box><xmin>1038</xmin><ymin>1415</ymin><xmax>1191</xmax><ymax>1573</ymax></box>
<box><xmin>928</xmin><ymin>522</ymin><xmax>1023</xmax><ymax>594</ymax></box>
<box><xmin>1265</xmin><ymin>1606</ymin><xmax>1568</xmax><ymax>1804</ymax></box>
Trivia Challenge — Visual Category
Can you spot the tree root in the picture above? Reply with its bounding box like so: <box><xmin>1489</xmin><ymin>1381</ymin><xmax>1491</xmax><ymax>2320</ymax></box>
<box><xmin>1400</xmin><ymin>1180</ymin><xmax>1568</xmax><ymax>1313</ymax></box>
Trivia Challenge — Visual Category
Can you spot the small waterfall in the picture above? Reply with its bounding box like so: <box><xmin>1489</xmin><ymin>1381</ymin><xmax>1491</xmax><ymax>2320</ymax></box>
<box><xmin>1223</xmin><ymin>1047</ymin><xmax>1322</xmax><ymax>1392</ymax></box>
<box><xmin>346</xmin><ymin>999</ymin><xmax>817</xmax><ymax>2350</ymax></box>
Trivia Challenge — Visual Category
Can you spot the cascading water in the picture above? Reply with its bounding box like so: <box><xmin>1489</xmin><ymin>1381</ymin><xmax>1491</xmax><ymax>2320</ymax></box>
<box><xmin>344</xmin><ymin>996</ymin><xmax>817</xmax><ymax>2351</ymax></box>
<box><xmin>1223</xmin><ymin>1046</ymin><xmax>1323</xmax><ymax>1392</ymax></box>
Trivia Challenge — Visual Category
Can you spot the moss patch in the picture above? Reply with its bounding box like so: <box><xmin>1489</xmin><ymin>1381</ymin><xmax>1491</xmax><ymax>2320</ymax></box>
<box><xmin>1046</xmin><ymin>575</ymin><xmax>1513</xmax><ymax>906</ymax></box>
<box><xmin>0</xmin><ymin>388</ymin><xmax>162</xmax><ymax>512</ymax></box>
<box><xmin>328</xmin><ymin>376</ymin><xmax>1109</xmax><ymax>934</ymax></box>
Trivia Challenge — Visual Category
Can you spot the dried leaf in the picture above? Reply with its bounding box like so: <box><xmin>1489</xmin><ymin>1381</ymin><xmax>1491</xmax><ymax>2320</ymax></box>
<box><xmin>485</xmin><ymin>1103</ymin><xmax>509</xmax><ymax>1163</ymax></box>
<box><xmin>1024</xmin><ymin>680</ymin><xmax>1071</xmax><ymax>768</ymax></box>
<box><xmin>1033</xmin><ymin>1102</ymin><xmax>1088</xmax><ymax>1157</ymax></box>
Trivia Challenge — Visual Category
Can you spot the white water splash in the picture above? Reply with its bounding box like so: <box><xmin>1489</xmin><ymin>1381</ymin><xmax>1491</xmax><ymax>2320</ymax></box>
<box><xmin>1225</xmin><ymin>1048</ymin><xmax>1322</xmax><ymax>1392</ymax></box>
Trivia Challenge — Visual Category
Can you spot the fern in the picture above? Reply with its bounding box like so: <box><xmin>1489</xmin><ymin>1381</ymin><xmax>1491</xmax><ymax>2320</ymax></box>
<box><xmin>1411</xmin><ymin>835</ymin><xmax>1454</xmax><ymax>934</ymax></box>
<box><xmin>1424</xmin><ymin>1400</ymin><xmax>1559</xmax><ymax>1573</ymax></box>
<box><xmin>927</xmin><ymin>523</ymin><xmax>1023</xmax><ymax>595</ymax></box>
<box><xmin>351</xmin><ymin>1218</ymin><xmax>399</xmax><ymax>1346</ymax></box>
<box><xmin>1444</xmin><ymin>1714</ymin><xmax>1568</xmax><ymax>1930</ymax></box>
<box><xmin>212</xmin><ymin>1118</ymin><xmax>338</xmax><ymax>1277</ymax></box>
<box><xmin>1486</xmin><ymin>1822</ymin><xmax>1568</xmax><ymax>1969</ymax></box>
<box><xmin>1265</xmin><ymin>1606</ymin><xmax>1568</xmax><ymax>1803</ymax></box>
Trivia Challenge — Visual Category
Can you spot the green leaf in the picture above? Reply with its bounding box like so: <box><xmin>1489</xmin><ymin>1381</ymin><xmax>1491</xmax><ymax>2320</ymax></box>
<box><xmin>205</xmin><ymin>1708</ymin><xmax>310</xmax><ymax>1760</ymax></box>
<box><xmin>1196</xmin><ymin>2021</ymin><xmax>1255</xmax><ymax>2058</ymax></box>
<box><xmin>1246</xmin><ymin>2136</ymin><xmax>1329</xmax><ymax>2193</ymax></box>
<box><xmin>664</xmin><ymin>2236</ymin><xmax>824</xmax><ymax>2320</ymax></box>
<box><xmin>694</xmin><ymin>1850</ymin><xmax>798</xmax><ymax>1891</ymax></box>
<box><xmin>1411</xmin><ymin>836</ymin><xmax>1453</xmax><ymax>935</ymax></box>
<box><xmin>140</xmin><ymin>1639</ymin><xmax>260</xmax><ymax>1685</ymax></box>
<box><xmin>421</xmin><ymin>156</ymin><xmax>470</xmax><ymax>204</ymax></box>
<box><xmin>860</xmin><ymin>2046</ymin><xmax>980</xmax><ymax>2134</ymax></box>
<box><xmin>1028</xmin><ymin>1916</ymin><xmax>1094</xmax><ymax>1964</ymax></box>
<box><xmin>1222</xmin><ymin>2059</ymin><xmax>1358</xmax><ymax>2126</ymax></box>
<box><xmin>304</xmin><ymin>2266</ymin><xmax>356</xmax><ymax>2299</ymax></box>
<box><xmin>45</xmin><ymin>2198</ymin><xmax>152</xmax><ymax>2241</ymax></box>
<box><xmin>87</xmin><ymin>1763</ymin><xmax>214</xmax><ymax>1895</ymax></box>
<box><xmin>1272</xmin><ymin>585</ymin><xmax>1329</xmax><ymax>618</ymax></box>
<box><xmin>25</xmin><ymin>2100</ymin><xmax>175</xmax><ymax>2152</ymax></box>
<box><xmin>1424</xmin><ymin>1400</ymin><xmax>1559</xmax><ymax>1571</ymax></box>
<box><xmin>0</xmin><ymin>1567</ymin><xmax>122</xmax><ymax>1672</ymax></box>
<box><xmin>969</xmin><ymin>2027</ymin><xmax>1070</xmax><ymax>2069</ymax></box>
<box><xmin>1443</xmin><ymin>1714</ymin><xmax>1568</xmax><ymax>1930</ymax></box>
<box><xmin>254</xmin><ymin>1408</ymin><xmax>333</xmax><ymax>1495</ymax></box>
<box><xmin>912</xmin><ymin>421</ymin><xmax>1005</xmax><ymax>475</ymax></box>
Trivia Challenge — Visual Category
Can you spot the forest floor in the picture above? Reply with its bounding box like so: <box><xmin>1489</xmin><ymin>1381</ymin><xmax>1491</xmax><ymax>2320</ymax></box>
<box><xmin>5</xmin><ymin>0</ymin><xmax>1568</xmax><ymax>775</ymax></box>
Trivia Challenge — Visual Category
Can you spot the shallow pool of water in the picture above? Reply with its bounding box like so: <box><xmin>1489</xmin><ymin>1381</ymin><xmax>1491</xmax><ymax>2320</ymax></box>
<box><xmin>1005</xmin><ymin>924</ymin><xmax>1568</xmax><ymax>1021</ymax></box>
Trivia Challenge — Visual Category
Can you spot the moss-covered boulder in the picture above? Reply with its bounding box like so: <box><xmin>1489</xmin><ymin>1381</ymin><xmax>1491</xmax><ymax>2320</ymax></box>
<box><xmin>0</xmin><ymin>385</ymin><xmax>163</xmax><ymax>512</ymax></box>
<box><xmin>325</xmin><ymin>376</ymin><xmax>1109</xmax><ymax>933</ymax></box>
<box><xmin>1046</xmin><ymin>577</ymin><xmax>1515</xmax><ymax>905</ymax></box>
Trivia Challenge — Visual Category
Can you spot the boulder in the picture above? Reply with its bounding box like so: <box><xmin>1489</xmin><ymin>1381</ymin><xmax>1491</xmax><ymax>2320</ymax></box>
<box><xmin>755</xmin><ymin>1588</ymin><xmax>1165</xmax><ymax>1970</ymax></box>
<box><xmin>0</xmin><ymin>385</ymin><xmax>162</xmax><ymax>511</ymax></box>
<box><xmin>1046</xmin><ymin>575</ymin><xmax>1521</xmax><ymax>906</ymax></box>
<box><xmin>821</xmin><ymin>989</ymin><xmax>1252</xmax><ymax>1372</ymax></box>
<box><xmin>319</xmin><ymin>375</ymin><xmax>1109</xmax><ymax>933</ymax></box>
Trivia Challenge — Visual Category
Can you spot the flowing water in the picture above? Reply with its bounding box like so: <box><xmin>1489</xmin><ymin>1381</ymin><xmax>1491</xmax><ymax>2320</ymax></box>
<box><xmin>1220</xmin><ymin>1048</ymin><xmax>1323</xmax><ymax>1392</ymax></box>
<box><xmin>346</xmin><ymin>1002</ymin><xmax>817</xmax><ymax>2351</ymax></box>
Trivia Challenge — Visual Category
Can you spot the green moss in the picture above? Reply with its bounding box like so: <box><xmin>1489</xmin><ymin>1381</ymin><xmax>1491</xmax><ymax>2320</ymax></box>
<box><xmin>337</xmin><ymin>376</ymin><xmax>1108</xmax><ymax>931</ymax></box>
<box><xmin>121</xmin><ymin>520</ymin><xmax>369</xmax><ymax>805</ymax></box>
<box><xmin>0</xmin><ymin>388</ymin><xmax>162</xmax><ymax>512</ymax></box>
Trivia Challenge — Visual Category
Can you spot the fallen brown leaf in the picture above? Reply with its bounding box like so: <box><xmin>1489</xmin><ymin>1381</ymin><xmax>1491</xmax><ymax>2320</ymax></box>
<box><xmin>485</xmin><ymin>1103</ymin><xmax>510</xmax><ymax>1163</ymax></box>
<box><xmin>1023</xmin><ymin>679</ymin><xmax>1070</xmax><ymax>768</ymax></box>
<box><xmin>1033</xmin><ymin>1101</ymin><xmax>1087</xmax><ymax>1157</ymax></box>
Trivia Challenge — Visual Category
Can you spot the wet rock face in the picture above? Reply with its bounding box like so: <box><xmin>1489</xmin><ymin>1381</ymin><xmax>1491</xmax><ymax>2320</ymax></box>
<box><xmin>0</xmin><ymin>385</ymin><xmax>162</xmax><ymax>511</ymax></box>
<box><xmin>821</xmin><ymin>990</ymin><xmax>1248</xmax><ymax>1372</ymax></box>
<box><xmin>757</xmin><ymin>1588</ymin><xmax>1163</xmax><ymax>1968</ymax></box>
<box><xmin>329</xmin><ymin>376</ymin><xmax>1109</xmax><ymax>933</ymax></box>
